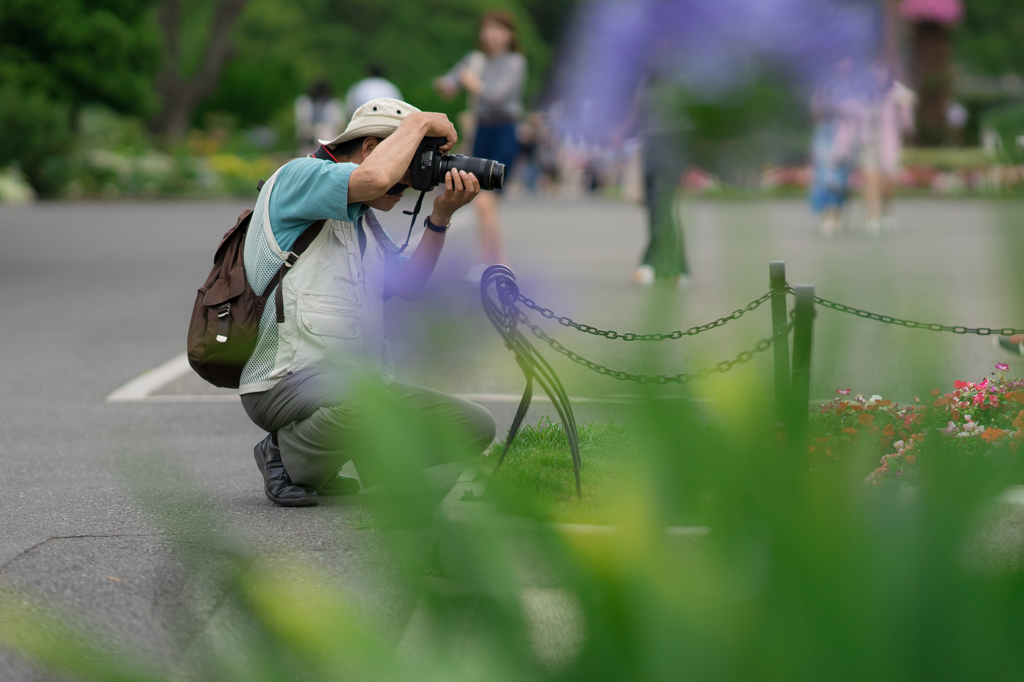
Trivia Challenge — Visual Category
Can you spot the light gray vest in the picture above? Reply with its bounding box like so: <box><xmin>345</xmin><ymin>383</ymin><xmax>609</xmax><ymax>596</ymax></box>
<box><xmin>238</xmin><ymin>170</ymin><xmax>394</xmax><ymax>394</ymax></box>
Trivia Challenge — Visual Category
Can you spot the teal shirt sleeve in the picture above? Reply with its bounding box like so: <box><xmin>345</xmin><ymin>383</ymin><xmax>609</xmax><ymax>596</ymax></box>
<box><xmin>267</xmin><ymin>157</ymin><xmax>369</xmax><ymax>252</ymax></box>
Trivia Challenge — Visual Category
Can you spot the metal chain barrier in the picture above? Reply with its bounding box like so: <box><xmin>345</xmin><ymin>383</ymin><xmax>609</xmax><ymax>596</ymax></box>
<box><xmin>517</xmin><ymin>291</ymin><xmax>773</xmax><ymax>341</ymax></box>
<box><xmin>799</xmin><ymin>288</ymin><xmax>1024</xmax><ymax>336</ymax></box>
<box><xmin>516</xmin><ymin>308</ymin><xmax>793</xmax><ymax>385</ymax></box>
<box><xmin>481</xmin><ymin>264</ymin><xmax>795</xmax><ymax>497</ymax></box>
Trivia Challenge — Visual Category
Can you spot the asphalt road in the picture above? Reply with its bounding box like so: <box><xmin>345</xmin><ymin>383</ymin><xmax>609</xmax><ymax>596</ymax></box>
<box><xmin>1</xmin><ymin>193</ymin><xmax>1021</xmax><ymax>678</ymax></box>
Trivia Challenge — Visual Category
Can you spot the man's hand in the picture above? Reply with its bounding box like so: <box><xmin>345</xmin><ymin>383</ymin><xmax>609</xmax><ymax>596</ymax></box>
<box><xmin>430</xmin><ymin>170</ymin><xmax>481</xmax><ymax>226</ymax></box>
<box><xmin>349</xmin><ymin>111</ymin><xmax>458</xmax><ymax>202</ymax></box>
<box><xmin>388</xmin><ymin>169</ymin><xmax>479</xmax><ymax>301</ymax></box>
<box><xmin>409</xmin><ymin>111</ymin><xmax>458</xmax><ymax>152</ymax></box>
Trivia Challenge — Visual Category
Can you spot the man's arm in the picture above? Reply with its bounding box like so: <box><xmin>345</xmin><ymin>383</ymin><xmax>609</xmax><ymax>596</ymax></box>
<box><xmin>386</xmin><ymin>169</ymin><xmax>481</xmax><ymax>301</ymax></box>
<box><xmin>348</xmin><ymin>112</ymin><xmax>458</xmax><ymax>202</ymax></box>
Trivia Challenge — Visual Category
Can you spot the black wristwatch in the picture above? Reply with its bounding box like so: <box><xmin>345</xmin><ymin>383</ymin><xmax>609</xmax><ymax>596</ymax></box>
<box><xmin>424</xmin><ymin>215</ymin><xmax>452</xmax><ymax>234</ymax></box>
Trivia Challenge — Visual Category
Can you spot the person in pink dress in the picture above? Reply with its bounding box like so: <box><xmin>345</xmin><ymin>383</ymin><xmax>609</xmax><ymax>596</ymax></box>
<box><xmin>860</xmin><ymin>60</ymin><xmax>917</xmax><ymax>234</ymax></box>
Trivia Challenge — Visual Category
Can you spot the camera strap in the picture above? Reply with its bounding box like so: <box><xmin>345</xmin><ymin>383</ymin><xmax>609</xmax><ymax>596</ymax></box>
<box><xmin>398</xmin><ymin>190</ymin><xmax>427</xmax><ymax>253</ymax></box>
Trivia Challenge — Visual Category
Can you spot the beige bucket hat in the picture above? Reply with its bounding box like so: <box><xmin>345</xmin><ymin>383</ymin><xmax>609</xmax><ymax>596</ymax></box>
<box><xmin>319</xmin><ymin>97</ymin><xmax>421</xmax><ymax>148</ymax></box>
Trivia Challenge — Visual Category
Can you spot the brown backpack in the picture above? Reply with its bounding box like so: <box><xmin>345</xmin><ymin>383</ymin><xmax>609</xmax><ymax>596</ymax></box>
<box><xmin>187</xmin><ymin>209</ymin><xmax>324</xmax><ymax>388</ymax></box>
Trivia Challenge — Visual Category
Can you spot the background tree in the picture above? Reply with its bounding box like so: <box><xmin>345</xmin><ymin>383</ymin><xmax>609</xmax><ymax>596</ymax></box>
<box><xmin>191</xmin><ymin>0</ymin><xmax>557</xmax><ymax>137</ymax></box>
<box><xmin>149</xmin><ymin>0</ymin><xmax>251</xmax><ymax>141</ymax></box>
<box><xmin>0</xmin><ymin>0</ymin><xmax>161</xmax><ymax>193</ymax></box>
<box><xmin>900</xmin><ymin>0</ymin><xmax>964</xmax><ymax>145</ymax></box>
<box><xmin>955</xmin><ymin>0</ymin><xmax>1024</xmax><ymax>76</ymax></box>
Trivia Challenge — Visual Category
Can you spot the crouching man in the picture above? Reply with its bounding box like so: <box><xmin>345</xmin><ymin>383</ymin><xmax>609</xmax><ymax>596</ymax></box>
<box><xmin>239</xmin><ymin>98</ymin><xmax>496</xmax><ymax>506</ymax></box>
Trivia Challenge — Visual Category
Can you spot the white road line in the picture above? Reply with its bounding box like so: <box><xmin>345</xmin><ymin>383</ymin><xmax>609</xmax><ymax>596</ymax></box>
<box><xmin>105</xmin><ymin>353</ymin><xmax>193</xmax><ymax>402</ymax></box>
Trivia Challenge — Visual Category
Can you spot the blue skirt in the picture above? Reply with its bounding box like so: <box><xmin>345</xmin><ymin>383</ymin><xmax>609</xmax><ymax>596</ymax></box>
<box><xmin>473</xmin><ymin>123</ymin><xmax>519</xmax><ymax>179</ymax></box>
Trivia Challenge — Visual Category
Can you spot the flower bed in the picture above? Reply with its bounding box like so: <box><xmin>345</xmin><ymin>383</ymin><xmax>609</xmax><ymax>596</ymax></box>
<box><xmin>809</xmin><ymin>364</ymin><xmax>1024</xmax><ymax>485</ymax></box>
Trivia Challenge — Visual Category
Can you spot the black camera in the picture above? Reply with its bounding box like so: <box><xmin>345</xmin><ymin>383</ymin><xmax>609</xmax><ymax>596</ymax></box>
<box><xmin>409</xmin><ymin>137</ymin><xmax>505</xmax><ymax>192</ymax></box>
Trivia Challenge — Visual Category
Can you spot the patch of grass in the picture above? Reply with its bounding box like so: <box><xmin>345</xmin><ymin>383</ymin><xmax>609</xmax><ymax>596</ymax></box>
<box><xmin>485</xmin><ymin>417</ymin><xmax>715</xmax><ymax>526</ymax></box>
<box><xmin>901</xmin><ymin>146</ymin><xmax>993</xmax><ymax>169</ymax></box>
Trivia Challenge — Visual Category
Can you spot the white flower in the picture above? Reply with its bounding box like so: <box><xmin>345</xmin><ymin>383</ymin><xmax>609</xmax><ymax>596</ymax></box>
<box><xmin>869</xmin><ymin>395</ymin><xmax>883</xmax><ymax>404</ymax></box>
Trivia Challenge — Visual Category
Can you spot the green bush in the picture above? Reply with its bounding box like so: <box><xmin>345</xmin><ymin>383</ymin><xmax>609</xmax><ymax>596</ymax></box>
<box><xmin>981</xmin><ymin>102</ymin><xmax>1024</xmax><ymax>163</ymax></box>
<box><xmin>0</xmin><ymin>85</ymin><xmax>73</xmax><ymax>196</ymax></box>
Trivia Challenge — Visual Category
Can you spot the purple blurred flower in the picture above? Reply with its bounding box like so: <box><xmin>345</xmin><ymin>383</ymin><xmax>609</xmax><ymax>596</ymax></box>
<box><xmin>997</xmin><ymin>362</ymin><xmax>1010</xmax><ymax>372</ymax></box>
<box><xmin>555</xmin><ymin>0</ymin><xmax>878</xmax><ymax>140</ymax></box>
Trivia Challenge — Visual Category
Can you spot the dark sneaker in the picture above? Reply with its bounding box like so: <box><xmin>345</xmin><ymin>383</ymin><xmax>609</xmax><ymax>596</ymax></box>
<box><xmin>253</xmin><ymin>434</ymin><xmax>318</xmax><ymax>507</ymax></box>
<box><xmin>317</xmin><ymin>471</ymin><xmax>362</xmax><ymax>496</ymax></box>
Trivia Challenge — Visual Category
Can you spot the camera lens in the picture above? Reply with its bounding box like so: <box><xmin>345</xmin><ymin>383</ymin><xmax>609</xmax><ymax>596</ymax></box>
<box><xmin>440</xmin><ymin>155</ymin><xmax>505</xmax><ymax>191</ymax></box>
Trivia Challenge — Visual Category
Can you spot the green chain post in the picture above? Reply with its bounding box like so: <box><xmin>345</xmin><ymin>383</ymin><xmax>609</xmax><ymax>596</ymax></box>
<box><xmin>769</xmin><ymin>262</ymin><xmax>791</xmax><ymax>421</ymax></box>
<box><xmin>789</xmin><ymin>285</ymin><xmax>815</xmax><ymax>448</ymax></box>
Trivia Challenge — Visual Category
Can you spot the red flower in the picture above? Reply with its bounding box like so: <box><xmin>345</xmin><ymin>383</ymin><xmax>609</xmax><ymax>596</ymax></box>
<box><xmin>882</xmin><ymin>424</ymin><xmax>896</xmax><ymax>437</ymax></box>
<box><xmin>906</xmin><ymin>455</ymin><xmax>917</xmax><ymax>464</ymax></box>
<box><xmin>859</xmin><ymin>414</ymin><xmax>874</xmax><ymax>427</ymax></box>
<box><xmin>954</xmin><ymin>380</ymin><xmax>968</xmax><ymax>389</ymax></box>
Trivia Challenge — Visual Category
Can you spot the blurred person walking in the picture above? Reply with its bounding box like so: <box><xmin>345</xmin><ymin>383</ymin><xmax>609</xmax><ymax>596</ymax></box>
<box><xmin>860</xmin><ymin>60</ymin><xmax>916</xmax><ymax>235</ymax></box>
<box><xmin>435</xmin><ymin>10</ymin><xmax>526</xmax><ymax>283</ymax></box>
<box><xmin>808</xmin><ymin>58</ymin><xmax>860</xmax><ymax>236</ymax></box>
<box><xmin>294</xmin><ymin>80</ymin><xmax>345</xmax><ymax>156</ymax></box>
<box><xmin>618</xmin><ymin>65</ymin><xmax>689</xmax><ymax>286</ymax></box>
<box><xmin>345</xmin><ymin>65</ymin><xmax>403</xmax><ymax>120</ymax></box>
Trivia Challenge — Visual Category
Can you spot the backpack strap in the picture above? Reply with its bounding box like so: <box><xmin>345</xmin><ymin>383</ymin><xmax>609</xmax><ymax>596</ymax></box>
<box><xmin>261</xmin><ymin>219</ymin><xmax>327</xmax><ymax>323</ymax></box>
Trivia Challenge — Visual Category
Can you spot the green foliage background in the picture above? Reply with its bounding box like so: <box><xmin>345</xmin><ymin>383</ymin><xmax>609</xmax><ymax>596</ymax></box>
<box><xmin>0</xmin><ymin>0</ymin><xmax>162</xmax><ymax>193</ymax></box>
<box><xmin>196</xmin><ymin>0</ymin><xmax>559</xmax><ymax>129</ymax></box>
<box><xmin>955</xmin><ymin>0</ymin><xmax>1024</xmax><ymax>76</ymax></box>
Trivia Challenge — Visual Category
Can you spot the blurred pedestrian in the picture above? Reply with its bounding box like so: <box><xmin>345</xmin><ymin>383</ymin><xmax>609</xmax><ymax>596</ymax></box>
<box><xmin>861</xmin><ymin>60</ymin><xmax>916</xmax><ymax>234</ymax></box>
<box><xmin>808</xmin><ymin>58</ymin><xmax>859</xmax><ymax>236</ymax></box>
<box><xmin>345</xmin><ymin>65</ymin><xmax>403</xmax><ymax>120</ymax></box>
<box><xmin>435</xmin><ymin>10</ymin><xmax>527</xmax><ymax>283</ymax></box>
<box><xmin>517</xmin><ymin>112</ymin><xmax>545</xmax><ymax>193</ymax></box>
<box><xmin>294</xmin><ymin>80</ymin><xmax>345</xmax><ymax>157</ymax></box>
<box><xmin>617</xmin><ymin>63</ymin><xmax>689</xmax><ymax>286</ymax></box>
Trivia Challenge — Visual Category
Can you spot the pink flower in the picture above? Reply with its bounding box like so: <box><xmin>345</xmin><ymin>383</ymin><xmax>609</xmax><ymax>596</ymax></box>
<box><xmin>997</xmin><ymin>363</ymin><xmax>1010</xmax><ymax>372</ymax></box>
<box><xmin>899</xmin><ymin>0</ymin><xmax>963</xmax><ymax>24</ymax></box>
<box><xmin>836</xmin><ymin>388</ymin><xmax>851</xmax><ymax>395</ymax></box>
<box><xmin>978</xmin><ymin>378</ymin><xmax>990</xmax><ymax>390</ymax></box>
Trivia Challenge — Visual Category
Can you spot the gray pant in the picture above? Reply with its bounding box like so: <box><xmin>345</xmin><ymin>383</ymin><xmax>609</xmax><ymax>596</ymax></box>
<box><xmin>241</xmin><ymin>368</ymin><xmax>496</xmax><ymax>489</ymax></box>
